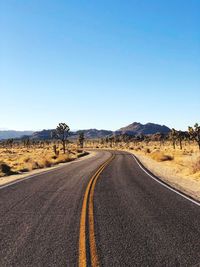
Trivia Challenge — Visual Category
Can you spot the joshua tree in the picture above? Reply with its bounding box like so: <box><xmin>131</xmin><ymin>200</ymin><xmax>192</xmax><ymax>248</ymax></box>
<box><xmin>6</xmin><ymin>139</ymin><xmax>14</xmax><ymax>148</ymax></box>
<box><xmin>23</xmin><ymin>137</ymin><xmax>30</xmax><ymax>149</ymax></box>
<box><xmin>169</xmin><ymin>128</ymin><xmax>177</xmax><ymax>149</ymax></box>
<box><xmin>100</xmin><ymin>138</ymin><xmax>105</xmax><ymax>146</ymax></box>
<box><xmin>53</xmin><ymin>144</ymin><xmax>59</xmax><ymax>156</ymax></box>
<box><xmin>188</xmin><ymin>123</ymin><xmax>200</xmax><ymax>151</ymax></box>
<box><xmin>176</xmin><ymin>131</ymin><xmax>186</xmax><ymax>150</ymax></box>
<box><xmin>78</xmin><ymin>132</ymin><xmax>85</xmax><ymax>148</ymax></box>
<box><xmin>144</xmin><ymin>135</ymin><xmax>150</xmax><ymax>146</ymax></box>
<box><xmin>53</xmin><ymin>123</ymin><xmax>70</xmax><ymax>154</ymax></box>
<box><xmin>153</xmin><ymin>133</ymin><xmax>166</xmax><ymax>147</ymax></box>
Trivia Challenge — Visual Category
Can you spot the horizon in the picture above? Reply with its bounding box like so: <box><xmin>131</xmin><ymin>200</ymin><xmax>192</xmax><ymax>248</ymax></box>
<box><xmin>0</xmin><ymin>120</ymin><xmax>198</xmax><ymax>132</ymax></box>
<box><xmin>1</xmin><ymin>1</ymin><xmax>199</xmax><ymax>131</ymax></box>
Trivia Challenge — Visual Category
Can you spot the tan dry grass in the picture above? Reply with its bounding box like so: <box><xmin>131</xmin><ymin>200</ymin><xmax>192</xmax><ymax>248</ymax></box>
<box><xmin>0</xmin><ymin>143</ymin><xmax>79</xmax><ymax>178</ymax></box>
<box><xmin>150</xmin><ymin>150</ymin><xmax>174</xmax><ymax>162</ymax></box>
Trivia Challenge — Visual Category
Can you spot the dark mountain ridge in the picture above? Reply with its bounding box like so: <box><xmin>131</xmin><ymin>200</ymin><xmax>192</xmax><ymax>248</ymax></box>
<box><xmin>117</xmin><ymin>122</ymin><xmax>170</xmax><ymax>135</ymax></box>
<box><xmin>0</xmin><ymin>122</ymin><xmax>171</xmax><ymax>140</ymax></box>
<box><xmin>30</xmin><ymin>129</ymin><xmax>113</xmax><ymax>140</ymax></box>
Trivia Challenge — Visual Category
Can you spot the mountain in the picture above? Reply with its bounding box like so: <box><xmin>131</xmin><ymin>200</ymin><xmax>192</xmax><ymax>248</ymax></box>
<box><xmin>0</xmin><ymin>122</ymin><xmax>171</xmax><ymax>140</ymax></box>
<box><xmin>74</xmin><ymin>129</ymin><xmax>113</xmax><ymax>139</ymax></box>
<box><xmin>31</xmin><ymin>129</ymin><xmax>113</xmax><ymax>140</ymax></box>
<box><xmin>31</xmin><ymin>129</ymin><xmax>54</xmax><ymax>140</ymax></box>
<box><xmin>27</xmin><ymin>123</ymin><xmax>170</xmax><ymax>140</ymax></box>
<box><xmin>0</xmin><ymin>130</ymin><xmax>34</xmax><ymax>140</ymax></box>
<box><xmin>117</xmin><ymin>122</ymin><xmax>170</xmax><ymax>135</ymax></box>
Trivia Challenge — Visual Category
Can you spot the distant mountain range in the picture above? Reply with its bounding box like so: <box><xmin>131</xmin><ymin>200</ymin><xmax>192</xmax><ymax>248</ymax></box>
<box><xmin>0</xmin><ymin>130</ymin><xmax>34</xmax><ymax>140</ymax></box>
<box><xmin>0</xmin><ymin>122</ymin><xmax>171</xmax><ymax>140</ymax></box>
<box><xmin>31</xmin><ymin>129</ymin><xmax>113</xmax><ymax>140</ymax></box>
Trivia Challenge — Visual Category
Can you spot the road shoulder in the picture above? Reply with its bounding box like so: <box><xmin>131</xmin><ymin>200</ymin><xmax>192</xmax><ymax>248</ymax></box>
<box><xmin>119</xmin><ymin>149</ymin><xmax>200</xmax><ymax>202</ymax></box>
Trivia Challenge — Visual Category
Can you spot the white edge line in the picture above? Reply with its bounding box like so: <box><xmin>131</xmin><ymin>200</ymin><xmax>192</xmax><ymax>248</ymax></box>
<box><xmin>131</xmin><ymin>154</ymin><xmax>200</xmax><ymax>207</ymax></box>
<box><xmin>0</xmin><ymin>154</ymin><xmax>92</xmax><ymax>190</ymax></box>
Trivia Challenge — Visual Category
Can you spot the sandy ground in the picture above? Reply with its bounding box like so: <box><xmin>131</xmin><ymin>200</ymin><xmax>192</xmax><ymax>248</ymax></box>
<box><xmin>0</xmin><ymin>151</ymin><xmax>95</xmax><ymax>187</ymax></box>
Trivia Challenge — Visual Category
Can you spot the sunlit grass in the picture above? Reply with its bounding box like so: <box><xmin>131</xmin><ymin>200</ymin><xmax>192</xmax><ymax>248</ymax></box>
<box><xmin>0</xmin><ymin>143</ymin><xmax>84</xmax><ymax>177</ymax></box>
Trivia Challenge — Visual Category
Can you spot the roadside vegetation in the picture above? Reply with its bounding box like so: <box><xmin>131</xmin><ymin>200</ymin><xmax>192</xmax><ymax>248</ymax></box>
<box><xmin>0</xmin><ymin>123</ymin><xmax>86</xmax><ymax>178</ymax></box>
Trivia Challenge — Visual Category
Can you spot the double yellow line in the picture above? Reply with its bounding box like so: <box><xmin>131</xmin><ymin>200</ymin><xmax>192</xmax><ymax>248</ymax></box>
<box><xmin>79</xmin><ymin>155</ymin><xmax>114</xmax><ymax>267</ymax></box>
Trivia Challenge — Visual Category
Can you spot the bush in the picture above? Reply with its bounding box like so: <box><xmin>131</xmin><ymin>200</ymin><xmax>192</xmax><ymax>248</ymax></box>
<box><xmin>56</xmin><ymin>154</ymin><xmax>71</xmax><ymax>163</ymax></box>
<box><xmin>38</xmin><ymin>159</ymin><xmax>52</xmax><ymax>168</ymax></box>
<box><xmin>0</xmin><ymin>162</ymin><xmax>16</xmax><ymax>175</ymax></box>
<box><xmin>192</xmin><ymin>157</ymin><xmax>200</xmax><ymax>173</ymax></box>
<box><xmin>0</xmin><ymin>162</ymin><xmax>12</xmax><ymax>174</ymax></box>
<box><xmin>150</xmin><ymin>150</ymin><xmax>174</xmax><ymax>162</ymax></box>
<box><xmin>145</xmin><ymin>148</ymin><xmax>151</xmax><ymax>154</ymax></box>
<box><xmin>23</xmin><ymin>157</ymin><xmax>31</xmax><ymax>163</ymax></box>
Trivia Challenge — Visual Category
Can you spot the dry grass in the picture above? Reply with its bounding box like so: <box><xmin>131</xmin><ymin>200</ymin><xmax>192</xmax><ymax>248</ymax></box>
<box><xmin>143</xmin><ymin>144</ymin><xmax>199</xmax><ymax>179</ymax></box>
<box><xmin>0</xmin><ymin>143</ymin><xmax>82</xmax><ymax>178</ymax></box>
<box><xmin>85</xmin><ymin>140</ymin><xmax>200</xmax><ymax>179</ymax></box>
<box><xmin>150</xmin><ymin>150</ymin><xmax>174</xmax><ymax>162</ymax></box>
<box><xmin>192</xmin><ymin>157</ymin><xmax>200</xmax><ymax>174</ymax></box>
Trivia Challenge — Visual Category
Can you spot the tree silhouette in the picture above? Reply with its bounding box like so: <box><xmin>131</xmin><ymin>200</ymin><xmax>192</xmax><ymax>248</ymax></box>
<box><xmin>169</xmin><ymin>129</ymin><xmax>177</xmax><ymax>149</ymax></box>
<box><xmin>78</xmin><ymin>132</ymin><xmax>85</xmax><ymax>148</ymax></box>
<box><xmin>188</xmin><ymin>123</ymin><xmax>200</xmax><ymax>151</ymax></box>
<box><xmin>53</xmin><ymin>123</ymin><xmax>70</xmax><ymax>154</ymax></box>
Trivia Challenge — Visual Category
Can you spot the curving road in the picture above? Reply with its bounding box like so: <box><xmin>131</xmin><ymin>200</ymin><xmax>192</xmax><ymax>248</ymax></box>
<box><xmin>0</xmin><ymin>150</ymin><xmax>200</xmax><ymax>266</ymax></box>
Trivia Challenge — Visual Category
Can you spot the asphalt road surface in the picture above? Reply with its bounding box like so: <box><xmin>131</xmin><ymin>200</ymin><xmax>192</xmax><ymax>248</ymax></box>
<box><xmin>0</xmin><ymin>150</ymin><xmax>200</xmax><ymax>267</ymax></box>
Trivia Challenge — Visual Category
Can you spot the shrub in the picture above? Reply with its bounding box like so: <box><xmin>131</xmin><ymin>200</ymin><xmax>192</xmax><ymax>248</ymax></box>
<box><xmin>192</xmin><ymin>157</ymin><xmax>200</xmax><ymax>173</ymax></box>
<box><xmin>31</xmin><ymin>161</ymin><xmax>40</xmax><ymax>169</ymax></box>
<box><xmin>23</xmin><ymin>157</ymin><xmax>31</xmax><ymax>163</ymax></box>
<box><xmin>151</xmin><ymin>150</ymin><xmax>174</xmax><ymax>162</ymax></box>
<box><xmin>56</xmin><ymin>154</ymin><xmax>70</xmax><ymax>163</ymax></box>
<box><xmin>38</xmin><ymin>159</ymin><xmax>52</xmax><ymax>168</ymax></box>
<box><xmin>145</xmin><ymin>148</ymin><xmax>151</xmax><ymax>154</ymax></box>
<box><xmin>0</xmin><ymin>162</ymin><xmax>12</xmax><ymax>174</ymax></box>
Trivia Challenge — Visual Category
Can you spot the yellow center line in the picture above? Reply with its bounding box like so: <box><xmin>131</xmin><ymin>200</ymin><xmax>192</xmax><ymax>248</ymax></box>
<box><xmin>79</xmin><ymin>155</ymin><xmax>114</xmax><ymax>267</ymax></box>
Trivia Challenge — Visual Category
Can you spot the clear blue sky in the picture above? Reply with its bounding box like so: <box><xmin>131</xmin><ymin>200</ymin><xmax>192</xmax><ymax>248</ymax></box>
<box><xmin>0</xmin><ymin>0</ymin><xmax>199</xmax><ymax>131</ymax></box>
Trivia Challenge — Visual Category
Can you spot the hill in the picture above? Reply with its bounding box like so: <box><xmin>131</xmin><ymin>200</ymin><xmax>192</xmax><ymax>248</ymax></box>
<box><xmin>117</xmin><ymin>122</ymin><xmax>170</xmax><ymax>135</ymax></box>
<box><xmin>31</xmin><ymin>129</ymin><xmax>113</xmax><ymax>140</ymax></box>
<box><xmin>74</xmin><ymin>129</ymin><xmax>113</xmax><ymax>139</ymax></box>
<box><xmin>0</xmin><ymin>122</ymin><xmax>171</xmax><ymax>140</ymax></box>
<box><xmin>0</xmin><ymin>130</ymin><xmax>34</xmax><ymax>140</ymax></box>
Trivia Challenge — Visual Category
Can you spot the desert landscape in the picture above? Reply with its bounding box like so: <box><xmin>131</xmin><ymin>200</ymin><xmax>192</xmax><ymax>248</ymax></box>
<box><xmin>1</xmin><ymin>1</ymin><xmax>200</xmax><ymax>266</ymax></box>
<box><xmin>1</xmin><ymin>122</ymin><xmax>200</xmax><ymax>200</ymax></box>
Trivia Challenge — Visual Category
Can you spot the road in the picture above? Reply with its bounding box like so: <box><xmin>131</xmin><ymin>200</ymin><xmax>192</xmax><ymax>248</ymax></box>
<box><xmin>0</xmin><ymin>150</ymin><xmax>200</xmax><ymax>266</ymax></box>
